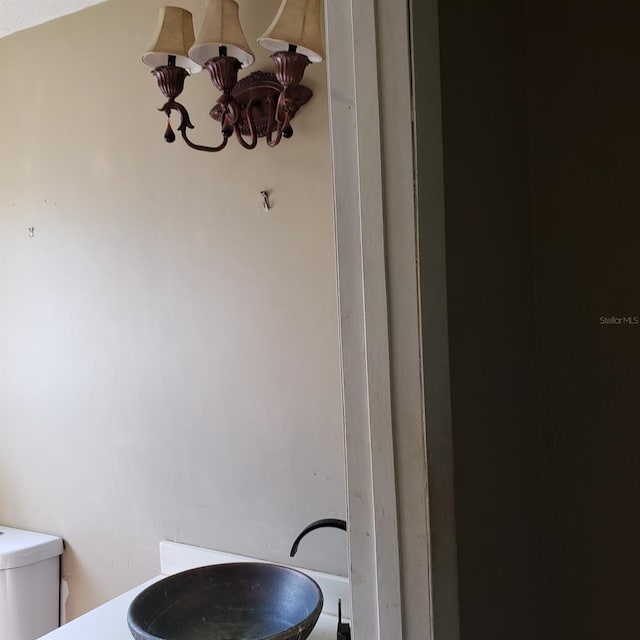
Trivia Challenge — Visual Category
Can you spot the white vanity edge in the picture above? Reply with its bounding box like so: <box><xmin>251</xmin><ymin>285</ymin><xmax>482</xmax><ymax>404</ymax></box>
<box><xmin>38</xmin><ymin>541</ymin><xmax>349</xmax><ymax>640</ymax></box>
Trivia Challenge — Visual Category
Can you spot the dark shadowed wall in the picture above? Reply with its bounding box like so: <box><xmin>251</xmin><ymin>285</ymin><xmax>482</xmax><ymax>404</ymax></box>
<box><xmin>433</xmin><ymin>1</ymin><xmax>640</xmax><ymax>638</ymax></box>
<box><xmin>436</xmin><ymin>2</ymin><xmax>542</xmax><ymax>639</ymax></box>
<box><xmin>528</xmin><ymin>2</ymin><xmax>640</xmax><ymax>638</ymax></box>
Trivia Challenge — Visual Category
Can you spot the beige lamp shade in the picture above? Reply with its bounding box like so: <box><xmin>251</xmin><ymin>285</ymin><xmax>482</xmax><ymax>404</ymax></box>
<box><xmin>258</xmin><ymin>0</ymin><xmax>324</xmax><ymax>63</ymax></box>
<box><xmin>189</xmin><ymin>0</ymin><xmax>255</xmax><ymax>68</ymax></box>
<box><xmin>142</xmin><ymin>6</ymin><xmax>202</xmax><ymax>73</ymax></box>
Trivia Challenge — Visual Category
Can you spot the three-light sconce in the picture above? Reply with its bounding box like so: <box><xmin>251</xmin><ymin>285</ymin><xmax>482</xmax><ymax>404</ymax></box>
<box><xmin>142</xmin><ymin>0</ymin><xmax>324</xmax><ymax>152</ymax></box>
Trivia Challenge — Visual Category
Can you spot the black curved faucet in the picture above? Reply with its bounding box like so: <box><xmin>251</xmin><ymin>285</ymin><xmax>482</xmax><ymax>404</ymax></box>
<box><xmin>290</xmin><ymin>518</ymin><xmax>351</xmax><ymax>640</ymax></box>
<box><xmin>289</xmin><ymin>518</ymin><xmax>347</xmax><ymax>557</ymax></box>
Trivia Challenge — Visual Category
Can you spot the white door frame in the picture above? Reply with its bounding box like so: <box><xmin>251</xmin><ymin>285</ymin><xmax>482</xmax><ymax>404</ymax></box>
<box><xmin>324</xmin><ymin>0</ymin><xmax>459</xmax><ymax>638</ymax></box>
<box><xmin>324</xmin><ymin>0</ymin><xmax>402</xmax><ymax>637</ymax></box>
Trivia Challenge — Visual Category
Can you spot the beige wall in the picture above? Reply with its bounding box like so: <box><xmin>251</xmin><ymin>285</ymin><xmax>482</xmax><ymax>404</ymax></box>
<box><xmin>0</xmin><ymin>0</ymin><xmax>346</xmax><ymax>620</ymax></box>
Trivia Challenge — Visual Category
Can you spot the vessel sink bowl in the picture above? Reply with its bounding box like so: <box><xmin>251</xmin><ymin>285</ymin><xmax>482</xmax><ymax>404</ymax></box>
<box><xmin>127</xmin><ymin>562</ymin><xmax>324</xmax><ymax>640</ymax></box>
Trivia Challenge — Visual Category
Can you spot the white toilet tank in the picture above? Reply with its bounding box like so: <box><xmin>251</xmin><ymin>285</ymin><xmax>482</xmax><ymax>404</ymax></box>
<box><xmin>0</xmin><ymin>526</ymin><xmax>64</xmax><ymax>640</ymax></box>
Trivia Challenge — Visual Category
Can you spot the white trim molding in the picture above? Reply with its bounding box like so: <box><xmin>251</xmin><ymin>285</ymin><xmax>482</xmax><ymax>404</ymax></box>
<box><xmin>324</xmin><ymin>0</ymin><xmax>403</xmax><ymax>637</ymax></box>
<box><xmin>325</xmin><ymin>0</ymin><xmax>458</xmax><ymax>638</ymax></box>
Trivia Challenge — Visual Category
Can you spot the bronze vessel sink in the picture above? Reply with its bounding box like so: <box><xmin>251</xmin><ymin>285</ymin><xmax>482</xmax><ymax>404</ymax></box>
<box><xmin>127</xmin><ymin>562</ymin><xmax>323</xmax><ymax>640</ymax></box>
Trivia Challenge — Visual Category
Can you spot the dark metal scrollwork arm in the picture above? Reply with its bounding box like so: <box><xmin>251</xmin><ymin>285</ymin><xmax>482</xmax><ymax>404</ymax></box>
<box><xmin>265</xmin><ymin>90</ymin><xmax>297</xmax><ymax>148</ymax></box>
<box><xmin>265</xmin><ymin>96</ymin><xmax>284</xmax><ymax>148</ymax></box>
<box><xmin>234</xmin><ymin>100</ymin><xmax>259</xmax><ymax>150</ymax></box>
<box><xmin>159</xmin><ymin>100</ymin><xmax>229</xmax><ymax>153</ymax></box>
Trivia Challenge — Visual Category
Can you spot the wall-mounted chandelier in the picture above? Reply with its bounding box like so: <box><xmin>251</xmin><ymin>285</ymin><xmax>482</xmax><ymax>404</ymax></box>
<box><xmin>142</xmin><ymin>0</ymin><xmax>324</xmax><ymax>152</ymax></box>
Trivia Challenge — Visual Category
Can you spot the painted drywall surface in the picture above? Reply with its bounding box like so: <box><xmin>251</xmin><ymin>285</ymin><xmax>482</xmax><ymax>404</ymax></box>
<box><xmin>0</xmin><ymin>0</ymin><xmax>346</xmax><ymax>620</ymax></box>
<box><xmin>0</xmin><ymin>0</ymin><xmax>108</xmax><ymax>38</ymax></box>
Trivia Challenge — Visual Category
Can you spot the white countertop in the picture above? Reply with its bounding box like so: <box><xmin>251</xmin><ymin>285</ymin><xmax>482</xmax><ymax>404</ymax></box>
<box><xmin>39</xmin><ymin>542</ymin><xmax>349</xmax><ymax>640</ymax></box>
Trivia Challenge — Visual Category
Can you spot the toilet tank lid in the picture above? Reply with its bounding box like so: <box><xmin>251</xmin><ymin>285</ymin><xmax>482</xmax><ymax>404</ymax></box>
<box><xmin>0</xmin><ymin>526</ymin><xmax>63</xmax><ymax>570</ymax></box>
